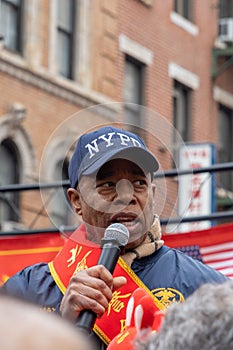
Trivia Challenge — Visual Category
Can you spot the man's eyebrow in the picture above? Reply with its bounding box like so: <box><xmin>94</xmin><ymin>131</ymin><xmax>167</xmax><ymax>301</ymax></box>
<box><xmin>96</xmin><ymin>170</ymin><xmax>114</xmax><ymax>180</ymax></box>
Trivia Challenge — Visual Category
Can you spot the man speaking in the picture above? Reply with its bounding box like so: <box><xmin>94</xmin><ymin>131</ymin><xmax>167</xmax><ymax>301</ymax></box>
<box><xmin>1</xmin><ymin>126</ymin><xmax>228</xmax><ymax>349</ymax></box>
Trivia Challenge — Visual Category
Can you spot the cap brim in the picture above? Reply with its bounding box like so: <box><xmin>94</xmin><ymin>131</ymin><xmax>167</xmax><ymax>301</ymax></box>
<box><xmin>81</xmin><ymin>146</ymin><xmax>159</xmax><ymax>177</ymax></box>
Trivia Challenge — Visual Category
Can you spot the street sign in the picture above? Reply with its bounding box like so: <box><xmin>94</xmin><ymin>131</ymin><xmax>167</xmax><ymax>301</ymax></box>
<box><xmin>178</xmin><ymin>143</ymin><xmax>215</xmax><ymax>232</ymax></box>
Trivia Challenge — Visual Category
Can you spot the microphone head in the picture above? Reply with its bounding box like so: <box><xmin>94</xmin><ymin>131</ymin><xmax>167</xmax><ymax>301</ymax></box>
<box><xmin>104</xmin><ymin>223</ymin><xmax>129</xmax><ymax>247</ymax></box>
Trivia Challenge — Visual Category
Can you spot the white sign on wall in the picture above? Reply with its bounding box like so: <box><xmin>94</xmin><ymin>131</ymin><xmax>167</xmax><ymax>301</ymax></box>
<box><xmin>178</xmin><ymin>143</ymin><xmax>215</xmax><ymax>232</ymax></box>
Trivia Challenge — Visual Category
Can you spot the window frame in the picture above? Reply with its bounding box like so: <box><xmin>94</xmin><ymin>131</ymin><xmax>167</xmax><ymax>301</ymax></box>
<box><xmin>0</xmin><ymin>139</ymin><xmax>20</xmax><ymax>224</ymax></box>
<box><xmin>172</xmin><ymin>80</ymin><xmax>191</xmax><ymax>165</ymax></box>
<box><xmin>0</xmin><ymin>0</ymin><xmax>24</xmax><ymax>53</ymax></box>
<box><xmin>123</xmin><ymin>55</ymin><xmax>146</xmax><ymax>135</ymax></box>
<box><xmin>219</xmin><ymin>0</ymin><xmax>233</xmax><ymax>18</ymax></box>
<box><xmin>174</xmin><ymin>0</ymin><xmax>193</xmax><ymax>22</ymax></box>
<box><xmin>56</xmin><ymin>0</ymin><xmax>76</xmax><ymax>79</ymax></box>
<box><xmin>218</xmin><ymin>104</ymin><xmax>233</xmax><ymax>192</ymax></box>
<box><xmin>49</xmin><ymin>158</ymin><xmax>71</xmax><ymax>227</ymax></box>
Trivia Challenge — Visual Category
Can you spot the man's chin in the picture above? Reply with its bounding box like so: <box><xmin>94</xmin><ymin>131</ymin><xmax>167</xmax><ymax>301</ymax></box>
<box><xmin>126</xmin><ymin>232</ymin><xmax>147</xmax><ymax>250</ymax></box>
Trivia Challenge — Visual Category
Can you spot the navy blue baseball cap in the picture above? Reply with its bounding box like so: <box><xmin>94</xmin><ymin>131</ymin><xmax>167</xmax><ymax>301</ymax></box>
<box><xmin>68</xmin><ymin>126</ymin><xmax>159</xmax><ymax>188</ymax></box>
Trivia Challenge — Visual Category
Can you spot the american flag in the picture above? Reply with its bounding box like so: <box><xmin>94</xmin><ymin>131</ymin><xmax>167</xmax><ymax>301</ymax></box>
<box><xmin>163</xmin><ymin>222</ymin><xmax>233</xmax><ymax>279</ymax></box>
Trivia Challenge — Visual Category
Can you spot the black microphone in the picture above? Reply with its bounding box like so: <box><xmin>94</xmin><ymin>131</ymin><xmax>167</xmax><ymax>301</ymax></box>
<box><xmin>75</xmin><ymin>223</ymin><xmax>129</xmax><ymax>334</ymax></box>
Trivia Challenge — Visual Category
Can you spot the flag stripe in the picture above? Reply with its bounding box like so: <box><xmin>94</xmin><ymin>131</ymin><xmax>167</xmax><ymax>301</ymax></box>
<box><xmin>201</xmin><ymin>250</ymin><xmax>233</xmax><ymax>262</ymax></box>
<box><xmin>201</xmin><ymin>242</ymin><xmax>233</xmax><ymax>254</ymax></box>
<box><xmin>207</xmin><ymin>259</ymin><xmax>233</xmax><ymax>269</ymax></box>
<box><xmin>163</xmin><ymin>223</ymin><xmax>233</xmax><ymax>279</ymax></box>
<box><xmin>217</xmin><ymin>267</ymin><xmax>233</xmax><ymax>276</ymax></box>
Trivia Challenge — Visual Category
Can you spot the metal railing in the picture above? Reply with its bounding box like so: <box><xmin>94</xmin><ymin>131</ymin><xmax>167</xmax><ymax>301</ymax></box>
<box><xmin>0</xmin><ymin>162</ymin><xmax>233</xmax><ymax>235</ymax></box>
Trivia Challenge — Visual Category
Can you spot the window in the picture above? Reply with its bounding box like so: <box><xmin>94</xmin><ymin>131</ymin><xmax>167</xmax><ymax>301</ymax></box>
<box><xmin>123</xmin><ymin>56</ymin><xmax>145</xmax><ymax>133</ymax></box>
<box><xmin>0</xmin><ymin>139</ymin><xmax>20</xmax><ymax>225</ymax></box>
<box><xmin>219</xmin><ymin>0</ymin><xmax>233</xmax><ymax>18</ymax></box>
<box><xmin>0</xmin><ymin>0</ymin><xmax>23</xmax><ymax>53</ymax></box>
<box><xmin>218</xmin><ymin>105</ymin><xmax>233</xmax><ymax>191</ymax></box>
<box><xmin>174</xmin><ymin>0</ymin><xmax>192</xmax><ymax>21</ymax></box>
<box><xmin>173</xmin><ymin>81</ymin><xmax>191</xmax><ymax>164</ymax></box>
<box><xmin>50</xmin><ymin>158</ymin><xmax>70</xmax><ymax>227</ymax></box>
<box><xmin>56</xmin><ymin>0</ymin><xmax>76</xmax><ymax>79</ymax></box>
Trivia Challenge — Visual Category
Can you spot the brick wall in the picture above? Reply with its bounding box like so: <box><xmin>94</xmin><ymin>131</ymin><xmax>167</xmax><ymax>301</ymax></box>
<box><xmin>0</xmin><ymin>0</ymin><xmax>232</xmax><ymax>231</ymax></box>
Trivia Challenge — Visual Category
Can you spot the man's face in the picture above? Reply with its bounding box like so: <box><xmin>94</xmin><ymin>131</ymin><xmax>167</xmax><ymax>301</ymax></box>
<box><xmin>68</xmin><ymin>159</ymin><xmax>156</xmax><ymax>249</ymax></box>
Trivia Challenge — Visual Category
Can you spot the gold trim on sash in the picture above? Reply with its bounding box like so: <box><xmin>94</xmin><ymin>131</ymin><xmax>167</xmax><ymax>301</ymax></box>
<box><xmin>48</xmin><ymin>225</ymin><xmax>163</xmax><ymax>345</ymax></box>
<box><xmin>48</xmin><ymin>261</ymin><xmax>66</xmax><ymax>294</ymax></box>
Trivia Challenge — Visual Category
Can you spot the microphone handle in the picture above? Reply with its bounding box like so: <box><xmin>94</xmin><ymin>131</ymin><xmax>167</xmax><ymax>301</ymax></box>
<box><xmin>75</xmin><ymin>244</ymin><xmax>121</xmax><ymax>333</ymax></box>
<box><xmin>98</xmin><ymin>243</ymin><xmax>121</xmax><ymax>273</ymax></box>
<box><xmin>75</xmin><ymin>309</ymin><xmax>96</xmax><ymax>334</ymax></box>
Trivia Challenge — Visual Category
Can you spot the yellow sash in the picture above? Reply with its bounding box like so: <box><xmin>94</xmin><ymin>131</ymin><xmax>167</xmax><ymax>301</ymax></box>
<box><xmin>48</xmin><ymin>224</ymin><xmax>162</xmax><ymax>345</ymax></box>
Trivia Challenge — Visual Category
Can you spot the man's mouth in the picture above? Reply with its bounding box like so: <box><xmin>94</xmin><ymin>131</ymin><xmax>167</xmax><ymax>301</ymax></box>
<box><xmin>111</xmin><ymin>213</ymin><xmax>139</xmax><ymax>227</ymax></box>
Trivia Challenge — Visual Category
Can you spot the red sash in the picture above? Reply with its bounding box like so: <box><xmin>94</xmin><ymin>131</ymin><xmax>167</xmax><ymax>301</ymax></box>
<box><xmin>49</xmin><ymin>224</ymin><xmax>162</xmax><ymax>345</ymax></box>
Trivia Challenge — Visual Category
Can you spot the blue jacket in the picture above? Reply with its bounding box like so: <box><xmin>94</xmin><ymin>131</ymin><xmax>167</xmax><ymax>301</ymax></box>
<box><xmin>1</xmin><ymin>245</ymin><xmax>228</xmax><ymax>348</ymax></box>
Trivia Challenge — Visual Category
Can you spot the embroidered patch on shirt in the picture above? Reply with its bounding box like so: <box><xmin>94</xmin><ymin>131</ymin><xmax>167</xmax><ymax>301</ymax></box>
<box><xmin>151</xmin><ymin>287</ymin><xmax>184</xmax><ymax>310</ymax></box>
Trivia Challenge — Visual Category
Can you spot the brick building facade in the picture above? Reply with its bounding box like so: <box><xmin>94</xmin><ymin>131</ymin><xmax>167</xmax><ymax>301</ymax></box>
<box><xmin>0</xmin><ymin>0</ymin><xmax>232</xmax><ymax>233</ymax></box>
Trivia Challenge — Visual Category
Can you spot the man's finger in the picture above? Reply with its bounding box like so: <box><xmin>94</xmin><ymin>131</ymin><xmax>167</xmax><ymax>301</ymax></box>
<box><xmin>112</xmin><ymin>276</ymin><xmax>127</xmax><ymax>291</ymax></box>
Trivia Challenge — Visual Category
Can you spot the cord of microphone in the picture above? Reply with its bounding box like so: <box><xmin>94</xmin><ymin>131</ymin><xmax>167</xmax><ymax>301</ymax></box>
<box><xmin>75</xmin><ymin>223</ymin><xmax>129</xmax><ymax>334</ymax></box>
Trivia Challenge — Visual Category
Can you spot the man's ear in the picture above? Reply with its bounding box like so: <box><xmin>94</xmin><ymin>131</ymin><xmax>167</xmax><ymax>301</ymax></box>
<box><xmin>67</xmin><ymin>188</ymin><xmax>82</xmax><ymax>216</ymax></box>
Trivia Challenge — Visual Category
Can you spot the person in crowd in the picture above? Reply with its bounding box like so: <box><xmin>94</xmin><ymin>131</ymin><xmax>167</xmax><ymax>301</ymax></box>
<box><xmin>138</xmin><ymin>280</ymin><xmax>233</xmax><ymax>350</ymax></box>
<box><xmin>1</xmin><ymin>125</ymin><xmax>228</xmax><ymax>349</ymax></box>
<box><xmin>0</xmin><ymin>294</ymin><xmax>94</xmax><ymax>350</ymax></box>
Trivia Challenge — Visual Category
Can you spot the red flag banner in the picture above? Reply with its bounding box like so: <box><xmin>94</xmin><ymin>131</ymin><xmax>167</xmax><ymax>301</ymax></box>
<box><xmin>0</xmin><ymin>233</ymin><xmax>64</xmax><ymax>285</ymax></box>
<box><xmin>0</xmin><ymin>223</ymin><xmax>232</xmax><ymax>286</ymax></box>
<box><xmin>163</xmin><ymin>222</ymin><xmax>233</xmax><ymax>279</ymax></box>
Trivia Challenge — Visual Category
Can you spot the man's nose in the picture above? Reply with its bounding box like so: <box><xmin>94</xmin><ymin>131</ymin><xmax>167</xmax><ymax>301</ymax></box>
<box><xmin>115</xmin><ymin>179</ymin><xmax>134</xmax><ymax>204</ymax></box>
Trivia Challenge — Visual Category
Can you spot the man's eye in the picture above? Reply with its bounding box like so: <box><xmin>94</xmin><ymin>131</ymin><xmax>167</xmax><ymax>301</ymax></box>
<box><xmin>97</xmin><ymin>181</ymin><xmax>115</xmax><ymax>188</ymax></box>
<box><xmin>103</xmin><ymin>181</ymin><xmax>114</xmax><ymax>187</ymax></box>
<box><xmin>134</xmin><ymin>179</ymin><xmax>146</xmax><ymax>186</ymax></box>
